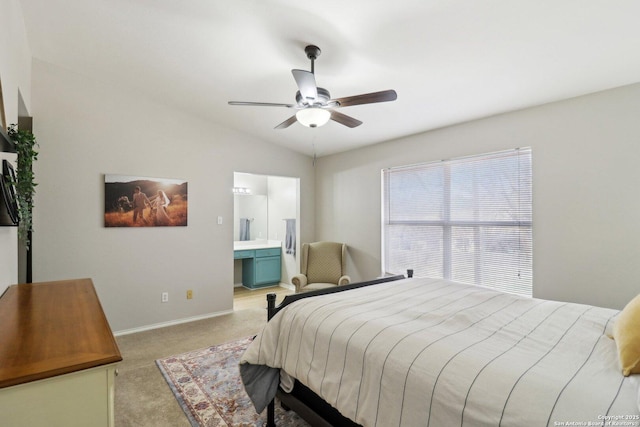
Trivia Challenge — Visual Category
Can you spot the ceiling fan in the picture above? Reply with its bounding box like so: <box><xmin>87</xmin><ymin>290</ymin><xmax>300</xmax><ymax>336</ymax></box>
<box><xmin>228</xmin><ymin>45</ymin><xmax>397</xmax><ymax>129</ymax></box>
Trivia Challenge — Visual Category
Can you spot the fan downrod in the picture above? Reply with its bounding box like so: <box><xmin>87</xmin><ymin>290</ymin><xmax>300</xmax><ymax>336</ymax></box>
<box><xmin>305</xmin><ymin>45</ymin><xmax>321</xmax><ymax>74</ymax></box>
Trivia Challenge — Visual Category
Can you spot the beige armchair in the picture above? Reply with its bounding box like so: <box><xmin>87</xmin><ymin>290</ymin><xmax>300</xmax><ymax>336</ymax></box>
<box><xmin>292</xmin><ymin>242</ymin><xmax>350</xmax><ymax>293</ymax></box>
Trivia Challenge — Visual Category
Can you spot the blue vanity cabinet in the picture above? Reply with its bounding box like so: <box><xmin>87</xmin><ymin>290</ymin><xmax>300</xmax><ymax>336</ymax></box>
<box><xmin>253</xmin><ymin>248</ymin><xmax>282</xmax><ymax>287</ymax></box>
<box><xmin>236</xmin><ymin>247</ymin><xmax>281</xmax><ymax>289</ymax></box>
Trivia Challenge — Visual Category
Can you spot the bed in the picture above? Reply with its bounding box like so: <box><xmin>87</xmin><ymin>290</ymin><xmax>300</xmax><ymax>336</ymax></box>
<box><xmin>240</xmin><ymin>275</ymin><xmax>640</xmax><ymax>427</ymax></box>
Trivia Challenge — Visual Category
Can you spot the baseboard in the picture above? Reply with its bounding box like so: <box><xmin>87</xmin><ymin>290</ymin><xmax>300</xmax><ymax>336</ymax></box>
<box><xmin>113</xmin><ymin>309</ymin><xmax>234</xmax><ymax>336</ymax></box>
<box><xmin>279</xmin><ymin>282</ymin><xmax>295</xmax><ymax>291</ymax></box>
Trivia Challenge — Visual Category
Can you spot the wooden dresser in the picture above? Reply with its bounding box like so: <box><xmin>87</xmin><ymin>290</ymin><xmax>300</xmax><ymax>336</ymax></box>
<box><xmin>0</xmin><ymin>278</ymin><xmax>122</xmax><ymax>427</ymax></box>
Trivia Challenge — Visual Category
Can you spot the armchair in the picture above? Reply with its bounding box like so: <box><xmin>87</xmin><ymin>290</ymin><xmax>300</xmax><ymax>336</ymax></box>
<box><xmin>291</xmin><ymin>242</ymin><xmax>350</xmax><ymax>293</ymax></box>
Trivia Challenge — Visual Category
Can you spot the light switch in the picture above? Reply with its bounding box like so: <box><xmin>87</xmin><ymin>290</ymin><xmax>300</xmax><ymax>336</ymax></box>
<box><xmin>217</xmin><ymin>216</ymin><xmax>223</xmax><ymax>225</ymax></box>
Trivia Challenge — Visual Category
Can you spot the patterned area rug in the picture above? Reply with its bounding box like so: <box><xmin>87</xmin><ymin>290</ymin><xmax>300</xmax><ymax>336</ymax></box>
<box><xmin>156</xmin><ymin>336</ymin><xmax>310</xmax><ymax>427</ymax></box>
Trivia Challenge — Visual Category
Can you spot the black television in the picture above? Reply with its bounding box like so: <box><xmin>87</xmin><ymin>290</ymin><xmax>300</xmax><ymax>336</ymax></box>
<box><xmin>0</xmin><ymin>125</ymin><xmax>14</xmax><ymax>153</ymax></box>
<box><xmin>0</xmin><ymin>159</ymin><xmax>19</xmax><ymax>226</ymax></box>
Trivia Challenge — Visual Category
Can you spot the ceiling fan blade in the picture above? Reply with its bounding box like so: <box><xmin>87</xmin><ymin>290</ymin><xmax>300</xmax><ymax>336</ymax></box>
<box><xmin>330</xmin><ymin>110</ymin><xmax>363</xmax><ymax>128</ymax></box>
<box><xmin>228</xmin><ymin>101</ymin><xmax>294</xmax><ymax>107</ymax></box>
<box><xmin>275</xmin><ymin>115</ymin><xmax>298</xmax><ymax>129</ymax></box>
<box><xmin>292</xmin><ymin>69</ymin><xmax>318</xmax><ymax>103</ymax></box>
<box><xmin>333</xmin><ymin>90</ymin><xmax>397</xmax><ymax>108</ymax></box>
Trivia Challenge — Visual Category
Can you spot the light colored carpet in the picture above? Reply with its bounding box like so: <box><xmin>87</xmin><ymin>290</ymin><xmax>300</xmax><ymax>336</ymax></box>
<box><xmin>115</xmin><ymin>308</ymin><xmax>268</xmax><ymax>427</ymax></box>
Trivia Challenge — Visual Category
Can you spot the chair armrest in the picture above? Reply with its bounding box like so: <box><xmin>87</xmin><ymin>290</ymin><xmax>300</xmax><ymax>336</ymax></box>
<box><xmin>292</xmin><ymin>274</ymin><xmax>308</xmax><ymax>293</ymax></box>
<box><xmin>338</xmin><ymin>275</ymin><xmax>351</xmax><ymax>286</ymax></box>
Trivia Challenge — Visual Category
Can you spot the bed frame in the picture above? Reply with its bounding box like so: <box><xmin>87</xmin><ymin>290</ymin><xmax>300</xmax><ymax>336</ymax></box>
<box><xmin>264</xmin><ymin>274</ymin><xmax>407</xmax><ymax>427</ymax></box>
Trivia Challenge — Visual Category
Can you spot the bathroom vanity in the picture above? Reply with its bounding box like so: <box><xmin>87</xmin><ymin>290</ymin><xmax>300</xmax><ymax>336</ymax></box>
<box><xmin>234</xmin><ymin>241</ymin><xmax>282</xmax><ymax>289</ymax></box>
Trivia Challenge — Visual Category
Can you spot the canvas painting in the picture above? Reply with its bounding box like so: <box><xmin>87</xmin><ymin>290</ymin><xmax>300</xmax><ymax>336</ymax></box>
<box><xmin>104</xmin><ymin>174</ymin><xmax>188</xmax><ymax>227</ymax></box>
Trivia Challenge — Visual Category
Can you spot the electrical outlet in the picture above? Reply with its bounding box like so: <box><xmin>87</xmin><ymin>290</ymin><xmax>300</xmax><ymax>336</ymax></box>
<box><xmin>186</xmin><ymin>290</ymin><xmax>193</xmax><ymax>300</ymax></box>
<box><xmin>161</xmin><ymin>292</ymin><xmax>169</xmax><ymax>303</ymax></box>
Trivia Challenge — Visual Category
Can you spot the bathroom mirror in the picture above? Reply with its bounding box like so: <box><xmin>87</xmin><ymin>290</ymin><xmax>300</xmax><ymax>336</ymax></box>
<box><xmin>233</xmin><ymin>172</ymin><xmax>299</xmax><ymax>244</ymax></box>
<box><xmin>234</xmin><ymin>194</ymin><xmax>268</xmax><ymax>241</ymax></box>
<box><xmin>233</xmin><ymin>173</ymin><xmax>268</xmax><ymax>241</ymax></box>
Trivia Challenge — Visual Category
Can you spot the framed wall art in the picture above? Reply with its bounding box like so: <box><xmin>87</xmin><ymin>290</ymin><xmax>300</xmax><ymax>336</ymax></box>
<box><xmin>104</xmin><ymin>174</ymin><xmax>188</xmax><ymax>227</ymax></box>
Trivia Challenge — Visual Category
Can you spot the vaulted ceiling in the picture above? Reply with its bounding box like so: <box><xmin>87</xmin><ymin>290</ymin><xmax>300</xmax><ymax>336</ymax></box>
<box><xmin>18</xmin><ymin>0</ymin><xmax>640</xmax><ymax>157</ymax></box>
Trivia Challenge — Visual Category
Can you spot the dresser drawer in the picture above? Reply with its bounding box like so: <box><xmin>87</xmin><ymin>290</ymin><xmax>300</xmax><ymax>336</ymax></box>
<box><xmin>255</xmin><ymin>248</ymin><xmax>281</xmax><ymax>257</ymax></box>
<box><xmin>234</xmin><ymin>249</ymin><xmax>255</xmax><ymax>259</ymax></box>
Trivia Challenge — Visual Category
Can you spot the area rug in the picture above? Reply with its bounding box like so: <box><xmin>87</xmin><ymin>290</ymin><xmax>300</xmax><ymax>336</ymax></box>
<box><xmin>156</xmin><ymin>336</ymin><xmax>310</xmax><ymax>427</ymax></box>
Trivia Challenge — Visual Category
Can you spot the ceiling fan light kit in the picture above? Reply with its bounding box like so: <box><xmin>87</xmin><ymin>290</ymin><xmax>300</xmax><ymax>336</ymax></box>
<box><xmin>229</xmin><ymin>45</ymin><xmax>397</xmax><ymax>130</ymax></box>
<box><xmin>296</xmin><ymin>108</ymin><xmax>331</xmax><ymax>128</ymax></box>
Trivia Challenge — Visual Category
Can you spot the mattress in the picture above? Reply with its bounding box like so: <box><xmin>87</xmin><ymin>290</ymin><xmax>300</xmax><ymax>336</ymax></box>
<box><xmin>240</xmin><ymin>277</ymin><xmax>640</xmax><ymax>426</ymax></box>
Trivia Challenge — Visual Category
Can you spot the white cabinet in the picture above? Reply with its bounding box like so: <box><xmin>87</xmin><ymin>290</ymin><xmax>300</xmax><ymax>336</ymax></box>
<box><xmin>0</xmin><ymin>364</ymin><xmax>118</xmax><ymax>427</ymax></box>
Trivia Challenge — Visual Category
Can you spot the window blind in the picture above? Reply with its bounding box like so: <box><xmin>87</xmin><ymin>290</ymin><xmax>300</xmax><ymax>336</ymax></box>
<box><xmin>382</xmin><ymin>148</ymin><xmax>532</xmax><ymax>296</ymax></box>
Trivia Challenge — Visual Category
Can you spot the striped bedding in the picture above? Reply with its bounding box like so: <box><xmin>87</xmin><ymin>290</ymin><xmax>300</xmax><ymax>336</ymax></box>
<box><xmin>240</xmin><ymin>277</ymin><xmax>640</xmax><ymax>426</ymax></box>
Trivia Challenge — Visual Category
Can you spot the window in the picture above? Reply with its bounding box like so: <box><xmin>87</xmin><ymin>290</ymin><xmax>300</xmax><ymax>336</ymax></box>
<box><xmin>382</xmin><ymin>148</ymin><xmax>532</xmax><ymax>296</ymax></box>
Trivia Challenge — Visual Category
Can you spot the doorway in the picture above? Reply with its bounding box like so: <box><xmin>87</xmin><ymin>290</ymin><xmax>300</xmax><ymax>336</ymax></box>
<box><xmin>233</xmin><ymin>172</ymin><xmax>300</xmax><ymax>288</ymax></box>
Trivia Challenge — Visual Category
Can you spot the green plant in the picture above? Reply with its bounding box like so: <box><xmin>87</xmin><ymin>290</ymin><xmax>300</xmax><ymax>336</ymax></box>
<box><xmin>7</xmin><ymin>124</ymin><xmax>38</xmax><ymax>249</ymax></box>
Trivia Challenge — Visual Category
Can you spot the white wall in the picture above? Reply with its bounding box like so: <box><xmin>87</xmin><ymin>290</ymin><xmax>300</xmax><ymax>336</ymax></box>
<box><xmin>0</xmin><ymin>0</ymin><xmax>31</xmax><ymax>293</ymax></box>
<box><xmin>267</xmin><ymin>175</ymin><xmax>299</xmax><ymax>284</ymax></box>
<box><xmin>30</xmin><ymin>59</ymin><xmax>315</xmax><ymax>332</ymax></box>
<box><xmin>315</xmin><ymin>83</ymin><xmax>640</xmax><ymax>310</ymax></box>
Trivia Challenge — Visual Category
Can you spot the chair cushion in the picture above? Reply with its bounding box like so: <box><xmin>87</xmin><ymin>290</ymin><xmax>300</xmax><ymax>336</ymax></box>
<box><xmin>302</xmin><ymin>282</ymin><xmax>337</xmax><ymax>292</ymax></box>
<box><xmin>306</xmin><ymin>243</ymin><xmax>343</xmax><ymax>284</ymax></box>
